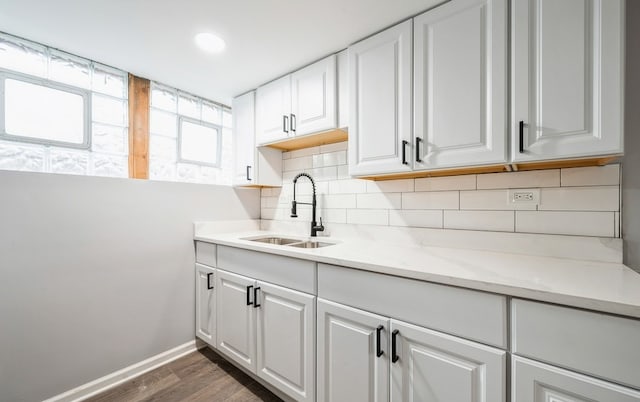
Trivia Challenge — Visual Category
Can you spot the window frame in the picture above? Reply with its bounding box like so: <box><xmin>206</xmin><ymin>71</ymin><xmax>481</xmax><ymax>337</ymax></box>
<box><xmin>0</xmin><ymin>69</ymin><xmax>92</xmax><ymax>150</ymax></box>
<box><xmin>177</xmin><ymin>115</ymin><xmax>222</xmax><ymax>168</ymax></box>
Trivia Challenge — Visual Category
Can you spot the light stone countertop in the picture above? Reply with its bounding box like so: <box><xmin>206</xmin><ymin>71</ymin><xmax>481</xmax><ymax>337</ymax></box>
<box><xmin>195</xmin><ymin>230</ymin><xmax>640</xmax><ymax>319</ymax></box>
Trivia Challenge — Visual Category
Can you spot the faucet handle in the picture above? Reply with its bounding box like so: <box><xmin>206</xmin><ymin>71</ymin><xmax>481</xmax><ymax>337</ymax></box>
<box><xmin>318</xmin><ymin>217</ymin><xmax>325</xmax><ymax>231</ymax></box>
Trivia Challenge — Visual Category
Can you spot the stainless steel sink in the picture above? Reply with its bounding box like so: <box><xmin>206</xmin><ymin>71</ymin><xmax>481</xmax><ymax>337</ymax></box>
<box><xmin>246</xmin><ymin>236</ymin><xmax>301</xmax><ymax>245</ymax></box>
<box><xmin>287</xmin><ymin>241</ymin><xmax>333</xmax><ymax>249</ymax></box>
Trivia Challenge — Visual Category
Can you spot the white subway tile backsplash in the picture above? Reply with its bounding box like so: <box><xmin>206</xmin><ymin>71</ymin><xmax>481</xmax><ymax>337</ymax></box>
<box><xmin>516</xmin><ymin>211</ymin><xmax>615</xmax><ymax>237</ymax></box>
<box><xmin>539</xmin><ymin>186</ymin><xmax>619</xmax><ymax>211</ymax></box>
<box><xmin>357</xmin><ymin>193</ymin><xmax>402</xmax><ymax>209</ymax></box>
<box><xmin>320</xmin><ymin>194</ymin><xmax>357</xmax><ymax>209</ymax></box>
<box><xmin>320</xmin><ymin>141</ymin><xmax>348</xmax><ymax>153</ymax></box>
<box><xmin>366</xmin><ymin>179</ymin><xmax>414</xmax><ymax>193</ymax></box>
<box><xmin>347</xmin><ymin>209</ymin><xmax>389</xmax><ymax>225</ymax></box>
<box><xmin>389</xmin><ymin>210</ymin><xmax>443</xmax><ymax>228</ymax></box>
<box><xmin>477</xmin><ymin>169</ymin><xmax>560</xmax><ymax>189</ymax></box>
<box><xmin>262</xmin><ymin>143</ymin><xmax>621</xmax><ymax>238</ymax></box>
<box><xmin>329</xmin><ymin>179</ymin><xmax>367</xmax><ymax>194</ymax></box>
<box><xmin>283</xmin><ymin>156</ymin><xmax>312</xmax><ymax>172</ymax></box>
<box><xmin>444</xmin><ymin>211</ymin><xmax>515</xmax><ymax>232</ymax></box>
<box><xmin>460</xmin><ymin>190</ymin><xmax>537</xmax><ymax>210</ymax></box>
<box><xmin>561</xmin><ymin>164</ymin><xmax>620</xmax><ymax>187</ymax></box>
<box><xmin>402</xmin><ymin>191</ymin><xmax>459</xmax><ymax>210</ymax></box>
<box><xmin>415</xmin><ymin>175</ymin><xmax>476</xmax><ymax>191</ymax></box>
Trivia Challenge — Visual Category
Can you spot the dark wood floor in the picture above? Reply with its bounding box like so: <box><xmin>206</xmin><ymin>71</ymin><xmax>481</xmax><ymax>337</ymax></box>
<box><xmin>86</xmin><ymin>348</ymin><xmax>282</xmax><ymax>402</ymax></box>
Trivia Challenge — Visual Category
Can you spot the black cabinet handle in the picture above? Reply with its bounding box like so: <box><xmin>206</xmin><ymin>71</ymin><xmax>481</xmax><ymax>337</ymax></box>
<box><xmin>283</xmin><ymin>115</ymin><xmax>289</xmax><ymax>133</ymax></box>
<box><xmin>246</xmin><ymin>165</ymin><xmax>252</xmax><ymax>181</ymax></box>
<box><xmin>519</xmin><ymin>121</ymin><xmax>525</xmax><ymax>153</ymax></box>
<box><xmin>207</xmin><ymin>273</ymin><xmax>213</xmax><ymax>290</ymax></box>
<box><xmin>376</xmin><ymin>325</ymin><xmax>384</xmax><ymax>357</ymax></box>
<box><xmin>290</xmin><ymin>114</ymin><xmax>296</xmax><ymax>132</ymax></box>
<box><xmin>253</xmin><ymin>287</ymin><xmax>261</xmax><ymax>308</ymax></box>
<box><xmin>402</xmin><ymin>140</ymin><xmax>409</xmax><ymax>165</ymax></box>
<box><xmin>415</xmin><ymin>137</ymin><xmax>423</xmax><ymax>163</ymax></box>
<box><xmin>246</xmin><ymin>285</ymin><xmax>253</xmax><ymax>306</ymax></box>
<box><xmin>391</xmin><ymin>329</ymin><xmax>399</xmax><ymax>363</ymax></box>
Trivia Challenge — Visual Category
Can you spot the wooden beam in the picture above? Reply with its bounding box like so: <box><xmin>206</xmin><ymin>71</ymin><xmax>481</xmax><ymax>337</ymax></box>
<box><xmin>128</xmin><ymin>74</ymin><xmax>150</xmax><ymax>179</ymax></box>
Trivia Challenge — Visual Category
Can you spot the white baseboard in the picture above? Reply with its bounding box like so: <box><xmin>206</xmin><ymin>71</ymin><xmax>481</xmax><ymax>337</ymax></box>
<box><xmin>44</xmin><ymin>340</ymin><xmax>201</xmax><ymax>402</ymax></box>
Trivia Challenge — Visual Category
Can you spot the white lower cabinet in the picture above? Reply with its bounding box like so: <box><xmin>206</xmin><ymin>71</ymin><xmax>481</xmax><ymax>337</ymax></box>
<box><xmin>195</xmin><ymin>264</ymin><xmax>216</xmax><ymax>347</ymax></box>
<box><xmin>317</xmin><ymin>298</ymin><xmax>506</xmax><ymax>402</ymax></box>
<box><xmin>216</xmin><ymin>268</ymin><xmax>315</xmax><ymax>402</ymax></box>
<box><xmin>512</xmin><ymin>356</ymin><xmax>640</xmax><ymax>402</ymax></box>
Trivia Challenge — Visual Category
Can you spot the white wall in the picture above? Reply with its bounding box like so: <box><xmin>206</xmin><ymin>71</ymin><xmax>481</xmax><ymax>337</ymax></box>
<box><xmin>623</xmin><ymin>1</ymin><xmax>640</xmax><ymax>272</ymax></box>
<box><xmin>0</xmin><ymin>170</ymin><xmax>260</xmax><ymax>401</ymax></box>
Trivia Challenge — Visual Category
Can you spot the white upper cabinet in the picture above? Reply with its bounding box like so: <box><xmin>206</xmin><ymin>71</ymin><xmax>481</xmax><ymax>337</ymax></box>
<box><xmin>291</xmin><ymin>55</ymin><xmax>337</xmax><ymax>136</ymax></box>
<box><xmin>257</xmin><ymin>55</ymin><xmax>338</xmax><ymax>146</ymax></box>
<box><xmin>256</xmin><ymin>75</ymin><xmax>292</xmax><ymax>145</ymax></box>
<box><xmin>348</xmin><ymin>20</ymin><xmax>413</xmax><ymax>176</ymax></box>
<box><xmin>511</xmin><ymin>0</ymin><xmax>624</xmax><ymax>162</ymax></box>
<box><xmin>414</xmin><ymin>0</ymin><xmax>508</xmax><ymax>169</ymax></box>
<box><xmin>232</xmin><ymin>91</ymin><xmax>282</xmax><ymax>187</ymax></box>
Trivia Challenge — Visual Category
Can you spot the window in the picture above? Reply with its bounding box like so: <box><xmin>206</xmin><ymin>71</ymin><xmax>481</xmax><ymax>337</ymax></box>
<box><xmin>0</xmin><ymin>33</ymin><xmax>128</xmax><ymax>177</ymax></box>
<box><xmin>149</xmin><ymin>82</ymin><xmax>233</xmax><ymax>185</ymax></box>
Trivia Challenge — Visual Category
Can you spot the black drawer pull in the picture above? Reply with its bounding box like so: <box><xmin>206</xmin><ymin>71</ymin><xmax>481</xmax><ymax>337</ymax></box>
<box><xmin>254</xmin><ymin>287</ymin><xmax>261</xmax><ymax>308</ymax></box>
<box><xmin>415</xmin><ymin>137</ymin><xmax>423</xmax><ymax>163</ymax></box>
<box><xmin>290</xmin><ymin>113</ymin><xmax>296</xmax><ymax>132</ymax></box>
<box><xmin>283</xmin><ymin>115</ymin><xmax>289</xmax><ymax>133</ymax></box>
<box><xmin>206</xmin><ymin>273</ymin><xmax>213</xmax><ymax>290</ymax></box>
<box><xmin>391</xmin><ymin>329</ymin><xmax>399</xmax><ymax>363</ymax></box>
<box><xmin>246</xmin><ymin>165</ymin><xmax>252</xmax><ymax>181</ymax></box>
<box><xmin>519</xmin><ymin>121</ymin><xmax>525</xmax><ymax>153</ymax></box>
<box><xmin>246</xmin><ymin>285</ymin><xmax>253</xmax><ymax>306</ymax></box>
<box><xmin>376</xmin><ymin>325</ymin><xmax>384</xmax><ymax>357</ymax></box>
<box><xmin>402</xmin><ymin>140</ymin><xmax>409</xmax><ymax>165</ymax></box>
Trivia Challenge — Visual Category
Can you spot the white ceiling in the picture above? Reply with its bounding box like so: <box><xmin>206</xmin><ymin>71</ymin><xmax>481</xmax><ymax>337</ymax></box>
<box><xmin>0</xmin><ymin>0</ymin><xmax>443</xmax><ymax>106</ymax></box>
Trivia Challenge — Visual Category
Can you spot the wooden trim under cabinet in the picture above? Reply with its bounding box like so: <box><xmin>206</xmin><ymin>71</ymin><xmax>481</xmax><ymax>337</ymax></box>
<box><xmin>261</xmin><ymin>128</ymin><xmax>347</xmax><ymax>151</ymax></box>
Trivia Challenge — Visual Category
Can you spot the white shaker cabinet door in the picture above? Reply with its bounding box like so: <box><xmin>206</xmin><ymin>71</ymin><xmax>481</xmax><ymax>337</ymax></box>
<box><xmin>414</xmin><ymin>0</ymin><xmax>508</xmax><ymax>169</ymax></box>
<box><xmin>232</xmin><ymin>91</ymin><xmax>256</xmax><ymax>186</ymax></box>
<box><xmin>256</xmin><ymin>281</ymin><xmax>315</xmax><ymax>402</ymax></box>
<box><xmin>256</xmin><ymin>75</ymin><xmax>292</xmax><ymax>145</ymax></box>
<box><xmin>390</xmin><ymin>319</ymin><xmax>506</xmax><ymax>402</ymax></box>
<box><xmin>317</xmin><ymin>299</ymin><xmax>390</xmax><ymax>402</ymax></box>
<box><xmin>511</xmin><ymin>0</ymin><xmax>624</xmax><ymax>162</ymax></box>
<box><xmin>291</xmin><ymin>54</ymin><xmax>337</xmax><ymax>136</ymax></box>
<box><xmin>512</xmin><ymin>356</ymin><xmax>640</xmax><ymax>402</ymax></box>
<box><xmin>216</xmin><ymin>269</ymin><xmax>257</xmax><ymax>373</ymax></box>
<box><xmin>348</xmin><ymin>19</ymin><xmax>413</xmax><ymax>176</ymax></box>
<box><xmin>195</xmin><ymin>264</ymin><xmax>216</xmax><ymax>347</ymax></box>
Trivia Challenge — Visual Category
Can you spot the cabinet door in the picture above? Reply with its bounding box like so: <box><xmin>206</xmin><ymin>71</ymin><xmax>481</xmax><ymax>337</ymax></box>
<box><xmin>512</xmin><ymin>356</ymin><xmax>640</xmax><ymax>402</ymax></box>
<box><xmin>390</xmin><ymin>319</ymin><xmax>505</xmax><ymax>402</ymax></box>
<box><xmin>195</xmin><ymin>264</ymin><xmax>216</xmax><ymax>346</ymax></box>
<box><xmin>256</xmin><ymin>75</ymin><xmax>291</xmax><ymax>145</ymax></box>
<box><xmin>414</xmin><ymin>0</ymin><xmax>507</xmax><ymax>169</ymax></box>
<box><xmin>232</xmin><ymin>91</ymin><xmax>256</xmax><ymax>186</ymax></box>
<box><xmin>256</xmin><ymin>281</ymin><xmax>315</xmax><ymax>402</ymax></box>
<box><xmin>511</xmin><ymin>0</ymin><xmax>624</xmax><ymax>162</ymax></box>
<box><xmin>317</xmin><ymin>299</ymin><xmax>389</xmax><ymax>402</ymax></box>
<box><xmin>216</xmin><ymin>269</ymin><xmax>256</xmax><ymax>373</ymax></box>
<box><xmin>348</xmin><ymin>20</ymin><xmax>413</xmax><ymax>176</ymax></box>
<box><xmin>291</xmin><ymin>55</ymin><xmax>337</xmax><ymax>136</ymax></box>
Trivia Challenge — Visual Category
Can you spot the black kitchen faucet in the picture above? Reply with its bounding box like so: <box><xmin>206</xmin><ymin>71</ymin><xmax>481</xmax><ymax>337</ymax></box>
<box><xmin>290</xmin><ymin>173</ymin><xmax>325</xmax><ymax>237</ymax></box>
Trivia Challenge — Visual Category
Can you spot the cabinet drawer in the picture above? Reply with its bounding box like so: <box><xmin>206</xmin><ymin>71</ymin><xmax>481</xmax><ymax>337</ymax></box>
<box><xmin>217</xmin><ymin>246</ymin><xmax>316</xmax><ymax>294</ymax></box>
<box><xmin>317</xmin><ymin>263</ymin><xmax>507</xmax><ymax>348</ymax></box>
<box><xmin>195</xmin><ymin>242</ymin><xmax>217</xmax><ymax>267</ymax></box>
<box><xmin>512</xmin><ymin>299</ymin><xmax>640</xmax><ymax>389</ymax></box>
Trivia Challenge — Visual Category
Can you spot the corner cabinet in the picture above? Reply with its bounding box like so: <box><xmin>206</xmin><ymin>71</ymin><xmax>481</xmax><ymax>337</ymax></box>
<box><xmin>232</xmin><ymin>91</ymin><xmax>282</xmax><ymax>187</ymax></box>
<box><xmin>414</xmin><ymin>0</ymin><xmax>508</xmax><ymax>169</ymax></box>
<box><xmin>511</xmin><ymin>0</ymin><xmax>624</xmax><ymax>162</ymax></box>
<box><xmin>348</xmin><ymin>20</ymin><xmax>413</xmax><ymax>176</ymax></box>
<box><xmin>257</xmin><ymin>55</ymin><xmax>337</xmax><ymax>146</ymax></box>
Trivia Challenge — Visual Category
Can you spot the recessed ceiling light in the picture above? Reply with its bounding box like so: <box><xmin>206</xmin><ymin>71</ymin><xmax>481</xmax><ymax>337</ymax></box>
<box><xmin>194</xmin><ymin>32</ymin><xmax>226</xmax><ymax>54</ymax></box>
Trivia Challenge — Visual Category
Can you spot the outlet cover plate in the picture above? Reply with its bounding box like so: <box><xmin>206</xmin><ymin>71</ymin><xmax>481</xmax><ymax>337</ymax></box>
<box><xmin>507</xmin><ymin>189</ymin><xmax>540</xmax><ymax>206</ymax></box>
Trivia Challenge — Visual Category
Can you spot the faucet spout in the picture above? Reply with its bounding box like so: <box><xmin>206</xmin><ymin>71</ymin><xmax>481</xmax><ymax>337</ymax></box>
<box><xmin>291</xmin><ymin>173</ymin><xmax>325</xmax><ymax>237</ymax></box>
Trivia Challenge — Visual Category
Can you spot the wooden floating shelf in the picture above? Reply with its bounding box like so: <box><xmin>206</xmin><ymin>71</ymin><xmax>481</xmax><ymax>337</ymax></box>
<box><xmin>262</xmin><ymin>128</ymin><xmax>348</xmax><ymax>151</ymax></box>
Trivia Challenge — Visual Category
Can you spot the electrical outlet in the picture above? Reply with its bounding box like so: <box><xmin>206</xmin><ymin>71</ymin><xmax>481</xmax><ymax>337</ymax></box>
<box><xmin>507</xmin><ymin>189</ymin><xmax>540</xmax><ymax>205</ymax></box>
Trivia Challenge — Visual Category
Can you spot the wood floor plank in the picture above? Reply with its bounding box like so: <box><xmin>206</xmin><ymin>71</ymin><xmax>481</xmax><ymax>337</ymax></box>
<box><xmin>87</xmin><ymin>348</ymin><xmax>282</xmax><ymax>402</ymax></box>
